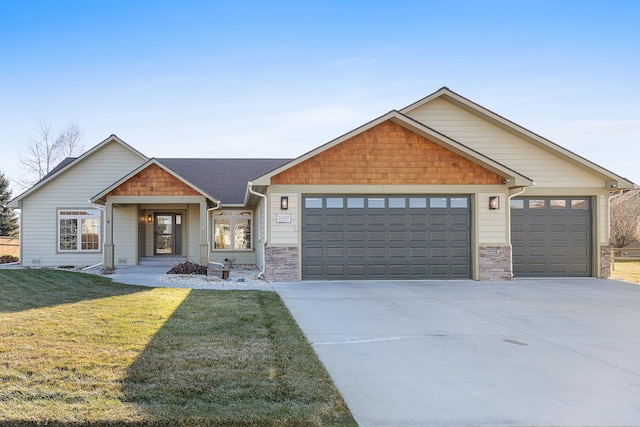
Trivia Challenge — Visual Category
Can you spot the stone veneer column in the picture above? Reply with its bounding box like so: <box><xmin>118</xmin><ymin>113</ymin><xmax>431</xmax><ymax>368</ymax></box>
<box><xmin>479</xmin><ymin>245</ymin><xmax>512</xmax><ymax>281</ymax></box>
<box><xmin>601</xmin><ymin>245</ymin><xmax>611</xmax><ymax>278</ymax></box>
<box><xmin>265</xmin><ymin>246</ymin><xmax>299</xmax><ymax>282</ymax></box>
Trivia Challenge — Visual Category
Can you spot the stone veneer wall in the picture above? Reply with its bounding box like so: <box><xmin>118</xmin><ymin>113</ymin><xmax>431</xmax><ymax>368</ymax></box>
<box><xmin>479</xmin><ymin>245</ymin><xmax>512</xmax><ymax>281</ymax></box>
<box><xmin>265</xmin><ymin>246</ymin><xmax>299</xmax><ymax>282</ymax></box>
<box><xmin>601</xmin><ymin>245</ymin><xmax>611</xmax><ymax>278</ymax></box>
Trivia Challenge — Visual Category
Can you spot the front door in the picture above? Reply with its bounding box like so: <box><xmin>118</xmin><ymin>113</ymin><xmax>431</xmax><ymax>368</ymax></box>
<box><xmin>154</xmin><ymin>213</ymin><xmax>182</xmax><ymax>255</ymax></box>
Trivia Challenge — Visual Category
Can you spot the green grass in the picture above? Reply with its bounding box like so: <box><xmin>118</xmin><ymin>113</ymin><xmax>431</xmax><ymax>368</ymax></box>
<box><xmin>0</xmin><ymin>269</ymin><xmax>356</xmax><ymax>426</ymax></box>
<box><xmin>611</xmin><ymin>261</ymin><xmax>640</xmax><ymax>284</ymax></box>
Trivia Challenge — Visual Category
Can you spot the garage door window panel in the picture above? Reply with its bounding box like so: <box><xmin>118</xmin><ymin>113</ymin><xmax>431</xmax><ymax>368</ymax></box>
<box><xmin>451</xmin><ymin>198</ymin><xmax>468</xmax><ymax>208</ymax></box>
<box><xmin>510</xmin><ymin>200</ymin><xmax>524</xmax><ymax>209</ymax></box>
<box><xmin>347</xmin><ymin>198</ymin><xmax>364</xmax><ymax>208</ymax></box>
<box><xmin>368</xmin><ymin>198</ymin><xmax>385</xmax><ymax>208</ymax></box>
<box><xmin>409</xmin><ymin>198</ymin><xmax>427</xmax><ymax>208</ymax></box>
<box><xmin>326</xmin><ymin>198</ymin><xmax>344</xmax><ymax>208</ymax></box>
<box><xmin>528</xmin><ymin>200</ymin><xmax>546</xmax><ymax>209</ymax></box>
<box><xmin>389</xmin><ymin>198</ymin><xmax>406</xmax><ymax>208</ymax></box>
<box><xmin>305</xmin><ymin>198</ymin><xmax>323</xmax><ymax>208</ymax></box>
<box><xmin>430</xmin><ymin>198</ymin><xmax>447</xmax><ymax>208</ymax></box>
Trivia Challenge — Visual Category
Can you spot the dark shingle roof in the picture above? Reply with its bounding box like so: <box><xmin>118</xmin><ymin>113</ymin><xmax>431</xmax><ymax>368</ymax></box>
<box><xmin>156</xmin><ymin>158</ymin><xmax>292</xmax><ymax>204</ymax></box>
<box><xmin>40</xmin><ymin>157</ymin><xmax>76</xmax><ymax>181</ymax></box>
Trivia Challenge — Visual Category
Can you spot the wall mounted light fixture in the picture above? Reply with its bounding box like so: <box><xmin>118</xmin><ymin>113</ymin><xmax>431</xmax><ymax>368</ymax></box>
<box><xmin>148</xmin><ymin>214</ymin><xmax>153</xmax><ymax>223</ymax></box>
<box><xmin>489</xmin><ymin>196</ymin><xmax>500</xmax><ymax>210</ymax></box>
<box><xmin>280</xmin><ymin>196</ymin><xmax>289</xmax><ymax>210</ymax></box>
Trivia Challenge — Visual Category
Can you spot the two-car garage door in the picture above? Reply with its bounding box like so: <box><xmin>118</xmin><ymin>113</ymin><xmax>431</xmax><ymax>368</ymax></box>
<box><xmin>302</xmin><ymin>195</ymin><xmax>471</xmax><ymax>280</ymax></box>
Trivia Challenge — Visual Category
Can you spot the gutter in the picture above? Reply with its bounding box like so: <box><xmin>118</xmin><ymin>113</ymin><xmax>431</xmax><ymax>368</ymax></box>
<box><xmin>206</xmin><ymin>201</ymin><xmax>222</xmax><ymax>267</ymax></box>
<box><xmin>248</xmin><ymin>182</ymin><xmax>268</xmax><ymax>279</ymax></box>
<box><xmin>507</xmin><ymin>187</ymin><xmax>527</xmax><ymax>278</ymax></box>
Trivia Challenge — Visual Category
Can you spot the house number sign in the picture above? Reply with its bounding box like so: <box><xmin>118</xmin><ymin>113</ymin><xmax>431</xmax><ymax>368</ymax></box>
<box><xmin>276</xmin><ymin>213</ymin><xmax>292</xmax><ymax>223</ymax></box>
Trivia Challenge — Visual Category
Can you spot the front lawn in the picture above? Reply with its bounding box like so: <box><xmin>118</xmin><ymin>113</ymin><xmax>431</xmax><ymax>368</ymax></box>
<box><xmin>0</xmin><ymin>269</ymin><xmax>355</xmax><ymax>426</ymax></box>
<box><xmin>611</xmin><ymin>261</ymin><xmax>640</xmax><ymax>284</ymax></box>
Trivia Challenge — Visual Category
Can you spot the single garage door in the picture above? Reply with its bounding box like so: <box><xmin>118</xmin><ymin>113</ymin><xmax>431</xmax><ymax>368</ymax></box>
<box><xmin>302</xmin><ymin>195</ymin><xmax>471</xmax><ymax>280</ymax></box>
<box><xmin>511</xmin><ymin>197</ymin><xmax>592</xmax><ymax>277</ymax></box>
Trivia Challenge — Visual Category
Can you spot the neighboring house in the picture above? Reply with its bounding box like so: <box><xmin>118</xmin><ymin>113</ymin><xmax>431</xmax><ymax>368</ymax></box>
<box><xmin>9</xmin><ymin>87</ymin><xmax>635</xmax><ymax>281</ymax></box>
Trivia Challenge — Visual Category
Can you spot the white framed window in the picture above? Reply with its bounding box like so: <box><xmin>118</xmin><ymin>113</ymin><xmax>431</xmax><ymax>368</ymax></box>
<box><xmin>58</xmin><ymin>209</ymin><xmax>101</xmax><ymax>252</ymax></box>
<box><xmin>212</xmin><ymin>211</ymin><xmax>252</xmax><ymax>250</ymax></box>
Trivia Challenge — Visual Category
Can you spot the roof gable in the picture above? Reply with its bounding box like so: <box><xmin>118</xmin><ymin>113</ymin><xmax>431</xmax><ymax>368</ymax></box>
<box><xmin>92</xmin><ymin>158</ymin><xmax>292</xmax><ymax>205</ymax></box>
<box><xmin>91</xmin><ymin>159</ymin><xmax>217</xmax><ymax>203</ymax></box>
<box><xmin>9</xmin><ymin>135</ymin><xmax>148</xmax><ymax>207</ymax></box>
<box><xmin>107</xmin><ymin>163</ymin><xmax>202</xmax><ymax>197</ymax></box>
<box><xmin>401</xmin><ymin>87</ymin><xmax>635</xmax><ymax>189</ymax></box>
<box><xmin>271</xmin><ymin>119</ymin><xmax>505</xmax><ymax>185</ymax></box>
<box><xmin>254</xmin><ymin>110</ymin><xmax>532</xmax><ymax>187</ymax></box>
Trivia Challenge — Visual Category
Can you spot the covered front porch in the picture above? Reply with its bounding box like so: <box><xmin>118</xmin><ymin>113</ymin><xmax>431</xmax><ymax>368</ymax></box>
<box><xmin>91</xmin><ymin>159</ymin><xmax>260</xmax><ymax>270</ymax></box>
<box><xmin>104</xmin><ymin>198</ymin><xmax>211</xmax><ymax>268</ymax></box>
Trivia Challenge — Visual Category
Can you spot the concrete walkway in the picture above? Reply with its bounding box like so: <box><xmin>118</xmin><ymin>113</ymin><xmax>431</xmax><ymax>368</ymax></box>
<box><xmin>273</xmin><ymin>278</ymin><xmax>640</xmax><ymax>427</ymax></box>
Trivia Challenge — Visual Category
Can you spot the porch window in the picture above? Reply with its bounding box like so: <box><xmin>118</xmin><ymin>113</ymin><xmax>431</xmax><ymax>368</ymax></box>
<box><xmin>213</xmin><ymin>211</ymin><xmax>252</xmax><ymax>250</ymax></box>
<box><xmin>58</xmin><ymin>209</ymin><xmax>101</xmax><ymax>251</ymax></box>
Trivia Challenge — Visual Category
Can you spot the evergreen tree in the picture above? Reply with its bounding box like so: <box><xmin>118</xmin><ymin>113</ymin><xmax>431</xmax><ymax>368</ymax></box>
<box><xmin>0</xmin><ymin>172</ymin><xmax>18</xmax><ymax>237</ymax></box>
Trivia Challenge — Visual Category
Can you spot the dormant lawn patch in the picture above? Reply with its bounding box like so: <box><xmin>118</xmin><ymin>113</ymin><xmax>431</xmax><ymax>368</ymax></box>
<box><xmin>611</xmin><ymin>261</ymin><xmax>640</xmax><ymax>284</ymax></box>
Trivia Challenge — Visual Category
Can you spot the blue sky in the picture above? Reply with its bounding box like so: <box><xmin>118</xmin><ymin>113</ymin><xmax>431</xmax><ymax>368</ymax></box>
<box><xmin>1</xmin><ymin>0</ymin><xmax>639</xmax><ymax>191</ymax></box>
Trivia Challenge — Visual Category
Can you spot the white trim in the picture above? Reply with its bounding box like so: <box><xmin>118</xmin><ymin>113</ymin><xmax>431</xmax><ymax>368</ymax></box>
<box><xmin>57</xmin><ymin>208</ymin><xmax>102</xmax><ymax>253</ymax></box>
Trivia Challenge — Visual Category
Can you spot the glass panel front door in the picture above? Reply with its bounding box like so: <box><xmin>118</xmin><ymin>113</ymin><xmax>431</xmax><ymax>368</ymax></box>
<box><xmin>154</xmin><ymin>214</ymin><xmax>174</xmax><ymax>255</ymax></box>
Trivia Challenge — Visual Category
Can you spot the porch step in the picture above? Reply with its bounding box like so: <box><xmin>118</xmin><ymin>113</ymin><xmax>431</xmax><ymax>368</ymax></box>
<box><xmin>139</xmin><ymin>256</ymin><xmax>187</xmax><ymax>267</ymax></box>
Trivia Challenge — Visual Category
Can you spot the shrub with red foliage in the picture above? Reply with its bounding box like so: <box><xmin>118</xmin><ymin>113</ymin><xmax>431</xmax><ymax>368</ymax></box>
<box><xmin>167</xmin><ymin>261</ymin><xmax>207</xmax><ymax>275</ymax></box>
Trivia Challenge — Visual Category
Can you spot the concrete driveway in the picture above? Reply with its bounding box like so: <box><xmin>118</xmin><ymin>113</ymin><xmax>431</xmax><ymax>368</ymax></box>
<box><xmin>273</xmin><ymin>278</ymin><xmax>640</xmax><ymax>427</ymax></box>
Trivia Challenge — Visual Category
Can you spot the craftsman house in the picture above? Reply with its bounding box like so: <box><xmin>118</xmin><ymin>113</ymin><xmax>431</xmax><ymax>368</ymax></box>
<box><xmin>9</xmin><ymin>87</ymin><xmax>635</xmax><ymax>281</ymax></box>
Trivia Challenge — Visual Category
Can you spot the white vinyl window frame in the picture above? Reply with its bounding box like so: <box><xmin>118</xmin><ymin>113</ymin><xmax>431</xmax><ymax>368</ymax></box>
<box><xmin>57</xmin><ymin>209</ymin><xmax>102</xmax><ymax>252</ymax></box>
<box><xmin>212</xmin><ymin>210</ymin><xmax>253</xmax><ymax>251</ymax></box>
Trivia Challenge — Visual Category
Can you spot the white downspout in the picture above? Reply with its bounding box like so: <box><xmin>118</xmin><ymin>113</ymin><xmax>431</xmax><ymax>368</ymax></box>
<box><xmin>248</xmin><ymin>182</ymin><xmax>268</xmax><ymax>279</ymax></box>
<box><xmin>507</xmin><ymin>186</ymin><xmax>527</xmax><ymax>278</ymax></box>
<box><xmin>206</xmin><ymin>201</ymin><xmax>224</xmax><ymax>268</ymax></box>
<box><xmin>83</xmin><ymin>203</ymin><xmax>106</xmax><ymax>271</ymax></box>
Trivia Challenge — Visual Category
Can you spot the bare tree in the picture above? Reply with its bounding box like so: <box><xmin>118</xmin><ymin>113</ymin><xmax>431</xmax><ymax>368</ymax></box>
<box><xmin>19</xmin><ymin>120</ymin><xmax>61</xmax><ymax>184</ymax></box>
<box><xmin>56</xmin><ymin>123</ymin><xmax>84</xmax><ymax>158</ymax></box>
<box><xmin>19</xmin><ymin>121</ymin><xmax>84</xmax><ymax>185</ymax></box>
<box><xmin>609</xmin><ymin>189</ymin><xmax>640</xmax><ymax>248</ymax></box>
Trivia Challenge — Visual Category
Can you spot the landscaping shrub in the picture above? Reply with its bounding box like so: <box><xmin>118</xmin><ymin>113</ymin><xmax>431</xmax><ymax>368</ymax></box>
<box><xmin>0</xmin><ymin>255</ymin><xmax>18</xmax><ymax>264</ymax></box>
<box><xmin>167</xmin><ymin>261</ymin><xmax>207</xmax><ymax>275</ymax></box>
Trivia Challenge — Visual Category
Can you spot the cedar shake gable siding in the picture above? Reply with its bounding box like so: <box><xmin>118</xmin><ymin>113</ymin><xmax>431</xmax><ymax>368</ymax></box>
<box><xmin>272</xmin><ymin>120</ymin><xmax>504</xmax><ymax>185</ymax></box>
<box><xmin>108</xmin><ymin>163</ymin><xmax>201</xmax><ymax>197</ymax></box>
